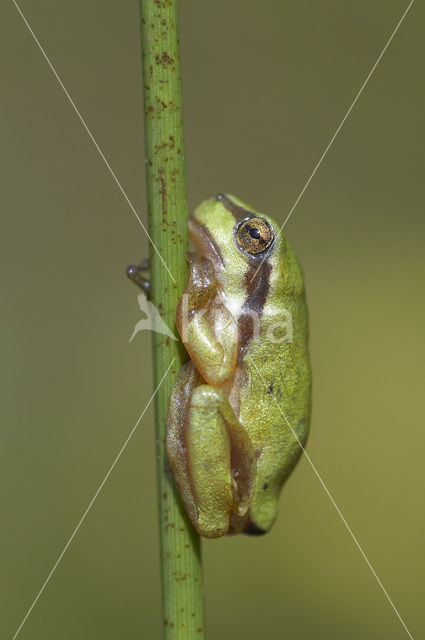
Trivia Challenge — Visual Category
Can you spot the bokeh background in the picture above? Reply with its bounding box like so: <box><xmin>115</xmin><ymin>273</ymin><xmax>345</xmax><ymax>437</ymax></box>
<box><xmin>1</xmin><ymin>1</ymin><xmax>423</xmax><ymax>638</ymax></box>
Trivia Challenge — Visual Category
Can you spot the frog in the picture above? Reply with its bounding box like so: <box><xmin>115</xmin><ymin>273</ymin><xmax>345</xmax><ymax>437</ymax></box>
<box><xmin>128</xmin><ymin>193</ymin><xmax>311</xmax><ymax>538</ymax></box>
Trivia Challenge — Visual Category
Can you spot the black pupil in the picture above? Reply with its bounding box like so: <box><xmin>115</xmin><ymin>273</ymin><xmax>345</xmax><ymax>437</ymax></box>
<box><xmin>248</xmin><ymin>227</ymin><xmax>261</xmax><ymax>239</ymax></box>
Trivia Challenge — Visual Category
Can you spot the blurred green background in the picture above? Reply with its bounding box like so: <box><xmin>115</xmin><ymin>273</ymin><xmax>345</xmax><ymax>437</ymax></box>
<box><xmin>1</xmin><ymin>1</ymin><xmax>423</xmax><ymax>638</ymax></box>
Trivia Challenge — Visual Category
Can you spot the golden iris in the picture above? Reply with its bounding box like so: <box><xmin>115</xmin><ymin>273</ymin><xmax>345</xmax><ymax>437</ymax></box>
<box><xmin>236</xmin><ymin>217</ymin><xmax>274</xmax><ymax>254</ymax></box>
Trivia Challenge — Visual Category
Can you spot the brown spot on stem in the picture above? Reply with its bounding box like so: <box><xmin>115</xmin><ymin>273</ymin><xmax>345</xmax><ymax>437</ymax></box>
<box><xmin>155</xmin><ymin>51</ymin><xmax>174</xmax><ymax>67</ymax></box>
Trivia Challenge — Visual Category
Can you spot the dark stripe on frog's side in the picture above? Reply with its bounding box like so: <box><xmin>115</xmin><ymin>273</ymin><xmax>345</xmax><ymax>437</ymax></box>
<box><xmin>237</xmin><ymin>259</ymin><xmax>272</xmax><ymax>359</ymax></box>
<box><xmin>216</xmin><ymin>193</ymin><xmax>257</xmax><ymax>222</ymax></box>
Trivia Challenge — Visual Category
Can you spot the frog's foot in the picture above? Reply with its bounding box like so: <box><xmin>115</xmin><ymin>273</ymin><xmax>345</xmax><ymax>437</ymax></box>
<box><xmin>167</xmin><ymin>366</ymin><xmax>256</xmax><ymax>538</ymax></box>
<box><xmin>126</xmin><ymin>258</ymin><xmax>150</xmax><ymax>297</ymax></box>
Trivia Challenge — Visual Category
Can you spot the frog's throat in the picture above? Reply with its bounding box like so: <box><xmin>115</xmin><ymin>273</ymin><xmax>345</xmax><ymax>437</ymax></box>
<box><xmin>188</xmin><ymin>218</ymin><xmax>224</xmax><ymax>268</ymax></box>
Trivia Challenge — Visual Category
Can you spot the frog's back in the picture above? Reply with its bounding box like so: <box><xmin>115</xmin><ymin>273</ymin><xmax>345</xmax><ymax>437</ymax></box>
<box><xmin>234</xmin><ymin>240</ymin><xmax>311</xmax><ymax>534</ymax></box>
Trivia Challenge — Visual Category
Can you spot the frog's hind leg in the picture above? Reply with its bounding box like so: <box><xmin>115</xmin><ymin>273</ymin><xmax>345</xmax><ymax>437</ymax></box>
<box><xmin>166</xmin><ymin>361</ymin><xmax>201</xmax><ymax>530</ymax></box>
<box><xmin>167</xmin><ymin>365</ymin><xmax>256</xmax><ymax>538</ymax></box>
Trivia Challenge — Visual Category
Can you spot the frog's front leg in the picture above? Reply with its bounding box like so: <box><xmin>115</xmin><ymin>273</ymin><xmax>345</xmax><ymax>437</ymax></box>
<box><xmin>176</xmin><ymin>253</ymin><xmax>237</xmax><ymax>387</ymax></box>
<box><xmin>167</xmin><ymin>362</ymin><xmax>256</xmax><ymax>538</ymax></box>
<box><xmin>126</xmin><ymin>257</ymin><xmax>150</xmax><ymax>297</ymax></box>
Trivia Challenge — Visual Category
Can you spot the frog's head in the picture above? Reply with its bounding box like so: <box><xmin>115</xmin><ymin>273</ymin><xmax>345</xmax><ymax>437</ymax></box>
<box><xmin>189</xmin><ymin>193</ymin><xmax>302</xmax><ymax>304</ymax></box>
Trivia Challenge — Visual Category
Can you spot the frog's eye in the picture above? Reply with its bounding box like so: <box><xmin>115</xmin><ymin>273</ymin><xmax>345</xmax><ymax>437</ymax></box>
<box><xmin>236</xmin><ymin>217</ymin><xmax>274</xmax><ymax>255</ymax></box>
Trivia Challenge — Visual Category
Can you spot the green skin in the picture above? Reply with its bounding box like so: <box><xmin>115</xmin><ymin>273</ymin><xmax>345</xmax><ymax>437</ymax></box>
<box><xmin>166</xmin><ymin>194</ymin><xmax>312</xmax><ymax>538</ymax></box>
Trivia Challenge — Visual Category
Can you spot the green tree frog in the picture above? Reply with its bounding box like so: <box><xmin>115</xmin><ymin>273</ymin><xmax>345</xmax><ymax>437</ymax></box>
<box><xmin>166</xmin><ymin>194</ymin><xmax>311</xmax><ymax>538</ymax></box>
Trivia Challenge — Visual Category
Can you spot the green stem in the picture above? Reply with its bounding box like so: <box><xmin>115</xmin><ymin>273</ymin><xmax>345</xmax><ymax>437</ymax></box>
<box><xmin>139</xmin><ymin>1</ymin><xmax>204</xmax><ymax>638</ymax></box>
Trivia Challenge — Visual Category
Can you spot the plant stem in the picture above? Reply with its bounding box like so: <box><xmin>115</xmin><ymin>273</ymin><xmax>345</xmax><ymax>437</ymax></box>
<box><xmin>139</xmin><ymin>1</ymin><xmax>204</xmax><ymax>638</ymax></box>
